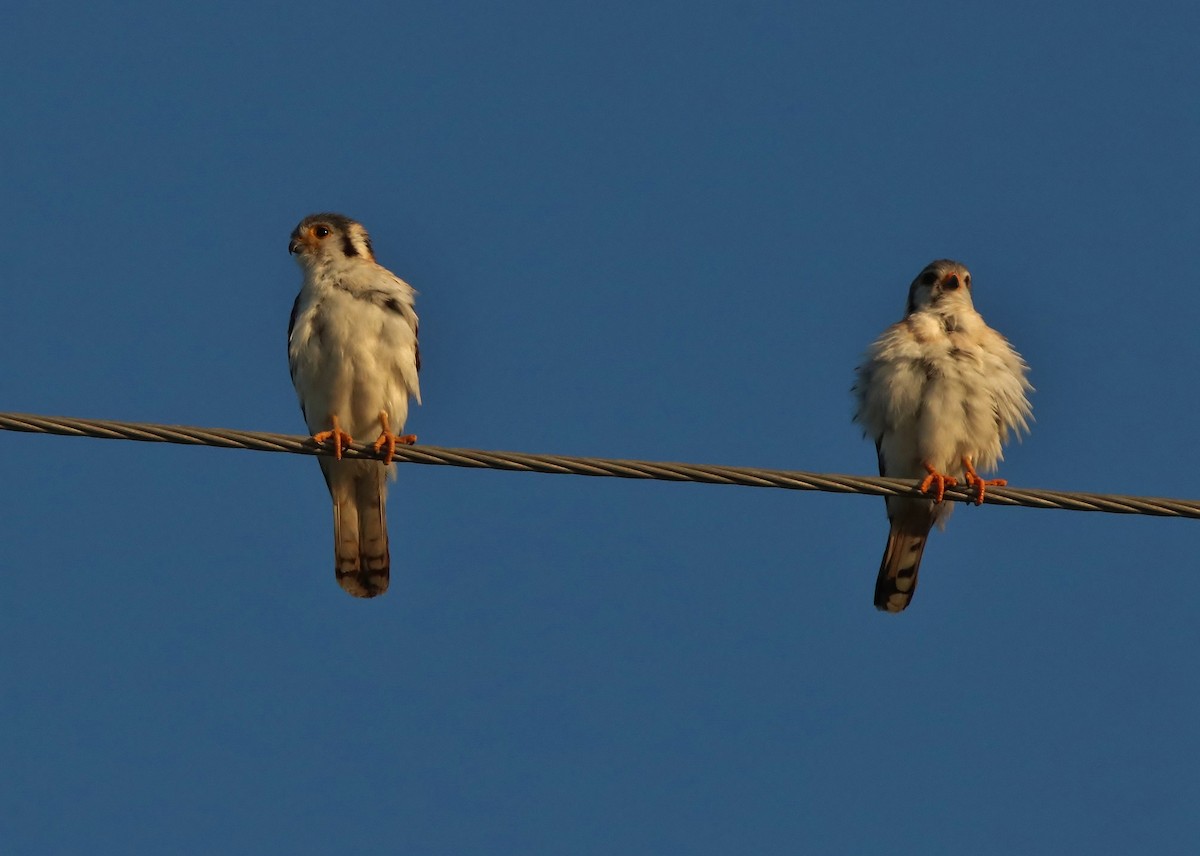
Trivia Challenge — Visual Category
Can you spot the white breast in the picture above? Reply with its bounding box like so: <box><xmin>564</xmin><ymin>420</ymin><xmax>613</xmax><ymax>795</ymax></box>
<box><xmin>856</xmin><ymin>309</ymin><xmax>1030</xmax><ymax>481</ymax></box>
<box><xmin>289</xmin><ymin>267</ymin><xmax>421</xmax><ymax>439</ymax></box>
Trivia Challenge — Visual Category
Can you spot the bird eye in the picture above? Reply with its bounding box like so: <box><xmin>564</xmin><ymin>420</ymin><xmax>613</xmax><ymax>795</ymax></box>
<box><xmin>964</xmin><ymin>274</ymin><xmax>971</xmax><ymax>288</ymax></box>
<box><xmin>313</xmin><ymin>225</ymin><xmax>330</xmax><ymax>238</ymax></box>
<box><xmin>920</xmin><ymin>271</ymin><xmax>938</xmax><ymax>286</ymax></box>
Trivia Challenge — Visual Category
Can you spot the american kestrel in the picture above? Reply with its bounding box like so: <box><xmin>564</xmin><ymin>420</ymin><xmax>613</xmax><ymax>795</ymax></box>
<box><xmin>287</xmin><ymin>213</ymin><xmax>422</xmax><ymax>598</ymax></box>
<box><xmin>852</xmin><ymin>259</ymin><xmax>1032</xmax><ymax>613</ymax></box>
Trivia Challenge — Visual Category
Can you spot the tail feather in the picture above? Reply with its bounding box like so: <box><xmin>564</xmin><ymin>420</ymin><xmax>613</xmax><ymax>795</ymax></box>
<box><xmin>874</xmin><ymin>500</ymin><xmax>934</xmax><ymax>613</ymax></box>
<box><xmin>353</xmin><ymin>467</ymin><xmax>390</xmax><ymax>596</ymax></box>
<box><xmin>323</xmin><ymin>459</ymin><xmax>390</xmax><ymax>598</ymax></box>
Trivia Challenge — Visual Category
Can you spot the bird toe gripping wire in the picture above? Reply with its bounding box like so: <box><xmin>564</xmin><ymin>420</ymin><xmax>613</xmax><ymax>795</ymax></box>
<box><xmin>0</xmin><ymin>411</ymin><xmax>1198</xmax><ymax>520</ymax></box>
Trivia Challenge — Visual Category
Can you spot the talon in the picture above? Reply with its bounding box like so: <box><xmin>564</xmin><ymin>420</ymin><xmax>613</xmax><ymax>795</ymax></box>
<box><xmin>370</xmin><ymin>411</ymin><xmax>417</xmax><ymax>465</ymax></box>
<box><xmin>312</xmin><ymin>415</ymin><xmax>353</xmax><ymax>461</ymax></box>
<box><xmin>962</xmin><ymin>457</ymin><xmax>1006</xmax><ymax>505</ymax></box>
<box><xmin>918</xmin><ymin>462</ymin><xmax>958</xmax><ymax>503</ymax></box>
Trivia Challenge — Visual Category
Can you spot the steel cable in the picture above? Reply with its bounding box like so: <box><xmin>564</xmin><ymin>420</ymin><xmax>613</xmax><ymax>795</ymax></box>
<box><xmin>1</xmin><ymin>411</ymin><xmax>1196</xmax><ymax>519</ymax></box>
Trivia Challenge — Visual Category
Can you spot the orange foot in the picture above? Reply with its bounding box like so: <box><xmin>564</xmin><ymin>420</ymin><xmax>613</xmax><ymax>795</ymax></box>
<box><xmin>918</xmin><ymin>462</ymin><xmax>959</xmax><ymax>503</ymax></box>
<box><xmin>962</xmin><ymin>457</ymin><xmax>1006</xmax><ymax>506</ymax></box>
<box><xmin>312</xmin><ymin>415</ymin><xmax>353</xmax><ymax>461</ymax></box>
<box><xmin>371</xmin><ymin>410</ymin><xmax>417</xmax><ymax>465</ymax></box>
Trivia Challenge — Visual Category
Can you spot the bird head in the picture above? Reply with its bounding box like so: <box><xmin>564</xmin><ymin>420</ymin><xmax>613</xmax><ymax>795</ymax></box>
<box><xmin>288</xmin><ymin>213</ymin><xmax>375</xmax><ymax>266</ymax></box>
<box><xmin>905</xmin><ymin>259</ymin><xmax>975</xmax><ymax>315</ymax></box>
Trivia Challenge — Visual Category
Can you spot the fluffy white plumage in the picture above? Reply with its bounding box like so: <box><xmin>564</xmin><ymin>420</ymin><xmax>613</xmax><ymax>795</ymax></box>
<box><xmin>853</xmin><ymin>259</ymin><xmax>1032</xmax><ymax>613</ymax></box>
<box><xmin>287</xmin><ymin>213</ymin><xmax>421</xmax><ymax>598</ymax></box>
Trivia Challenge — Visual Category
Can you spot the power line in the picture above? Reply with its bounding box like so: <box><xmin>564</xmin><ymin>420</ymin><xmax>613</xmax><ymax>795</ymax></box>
<box><xmin>1</xmin><ymin>410</ymin><xmax>1196</xmax><ymax>519</ymax></box>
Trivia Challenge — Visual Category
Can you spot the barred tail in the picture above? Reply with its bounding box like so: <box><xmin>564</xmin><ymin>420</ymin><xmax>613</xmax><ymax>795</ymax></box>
<box><xmin>324</xmin><ymin>459</ymin><xmax>390</xmax><ymax>598</ymax></box>
<box><xmin>874</xmin><ymin>502</ymin><xmax>933</xmax><ymax>613</ymax></box>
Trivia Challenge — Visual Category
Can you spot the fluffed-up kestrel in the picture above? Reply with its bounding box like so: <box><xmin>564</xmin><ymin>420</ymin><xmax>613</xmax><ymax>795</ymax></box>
<box><xmin>287</xmin><ymin>213</ymin><xmax>422</xmax><ymax>598</ymax></box>
<box><xmin>853</xmin><ymin>259</ymin><xmax>1032</xmax><ymax>613</ymax></box>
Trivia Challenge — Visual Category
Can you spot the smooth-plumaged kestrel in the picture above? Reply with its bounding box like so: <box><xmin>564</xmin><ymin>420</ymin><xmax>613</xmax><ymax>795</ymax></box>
<box><xmin>287</xmin><ymin>213</ymin><xmax>421</xmax><ymax>598</ymax></box>
<box><xmin>853</xmin><ymin>259</ymin><xmax>1032</xmax><ymax>613</ymax></box>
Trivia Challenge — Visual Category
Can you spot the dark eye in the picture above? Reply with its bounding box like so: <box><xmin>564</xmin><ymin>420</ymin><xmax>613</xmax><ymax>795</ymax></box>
<box><xmin>313</xmin><ymin>225</ymin><xmax>330</xmax><ymax>238</ymax></box>
<box><xmin>964</xmin><ymin>274</ymin><xmax>971</xmax><ymax>288</ymax></box>
<box><xmin>920</xmin><ymin>270</ymin><xmax>938</xmax><ymax>286</ymax></box>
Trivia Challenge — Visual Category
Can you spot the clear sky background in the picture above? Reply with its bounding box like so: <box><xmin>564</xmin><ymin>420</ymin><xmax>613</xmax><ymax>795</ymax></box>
<box><xmin>3</xmin><ymin>2</ymin><xmax>1199</xmax><ymax>853</ymax></box>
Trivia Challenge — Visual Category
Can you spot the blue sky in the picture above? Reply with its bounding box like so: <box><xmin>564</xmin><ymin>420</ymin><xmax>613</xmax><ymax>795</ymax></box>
<box><xmin>4</xmin><ymin>2</ymin><xmax>1200</xmax><ymax>852</ymax></box>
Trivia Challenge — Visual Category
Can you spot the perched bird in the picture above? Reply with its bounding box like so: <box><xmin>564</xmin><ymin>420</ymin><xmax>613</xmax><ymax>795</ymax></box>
<box><xmin>287</xmin><ymin>213</ymin><xmax>422</xmax><ymax>598</ymax></box>
<box><xmin>852</xmin><ymin>259</ymin><xmax>1032</xmax><ymax>613</ymax></box>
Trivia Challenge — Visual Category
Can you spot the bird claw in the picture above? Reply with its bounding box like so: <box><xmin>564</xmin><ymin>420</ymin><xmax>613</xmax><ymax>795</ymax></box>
<box><xmin>918</xmin><ymin>464</ymin><xmax>958</xmax><ymax>503</ymax></box>
<box><xmin>312</xmin><ymin>418</ymin><xmax>353</xmax><ymax>461</ymax></box>
<box><xmin>371</xmin><ymin>410</ymin><xmax>416</xmax><ymax>465</ymax></box>
<box><xmin>372</xmin><ymin>431</ymin><xmax>417</xmax><ymax>465</ymax></box>
<box><xmin>962</xmin><ymin>458</ymin><xmax>1006</xmax><ymax>505</ymax></box>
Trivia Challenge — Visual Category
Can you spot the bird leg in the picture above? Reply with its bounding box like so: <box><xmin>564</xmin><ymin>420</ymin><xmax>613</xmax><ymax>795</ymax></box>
<box><xmin>371</xmin><ymin>410</ymin><xmax>417</xmax><ymax>465</ymax></box>
<box><xmin>312</xmin><ymin>415</ymin><xmax>353</xmax><ymax>461</ymax></box>
<box><xmin>962</xmin><ymin>456</ymin><xmax>1006</xmax><ymax>505</ymax></box>
<box><xmin>918</xmin><ymin>462</ymin><xmax>959</xmax><ymax>503</ymax></box>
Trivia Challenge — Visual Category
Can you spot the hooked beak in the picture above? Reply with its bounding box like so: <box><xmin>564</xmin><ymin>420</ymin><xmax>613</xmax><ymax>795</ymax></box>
<box><xmin>288</xmin><ymin>238</ymin><xmax>301</xmax><ymax>255</ymax></box>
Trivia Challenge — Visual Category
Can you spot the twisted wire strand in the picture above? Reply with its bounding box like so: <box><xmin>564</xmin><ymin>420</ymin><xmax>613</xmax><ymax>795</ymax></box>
<box><xmin>1</xmin><ymin>411</ymin><xmax>1197</xmax><ymax>519</ymax></box>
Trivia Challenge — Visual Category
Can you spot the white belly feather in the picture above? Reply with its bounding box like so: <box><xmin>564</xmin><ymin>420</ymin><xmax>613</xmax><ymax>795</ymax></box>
<box><xmin>289</xmin><ymin>284</ymin><xmax>420</xmax><ymax>440</ymax></box>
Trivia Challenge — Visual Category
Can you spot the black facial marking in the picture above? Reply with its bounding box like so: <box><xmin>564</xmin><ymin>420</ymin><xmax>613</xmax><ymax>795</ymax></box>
<box><xmin>293</xmin><ymin>212</ymin><xmax>367</xmax><ymax>256</ymax></box>
<box><xmin>382</xmin><ymin>297</ymin><xmax>404</xmax><ymax>315</ymax></box>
